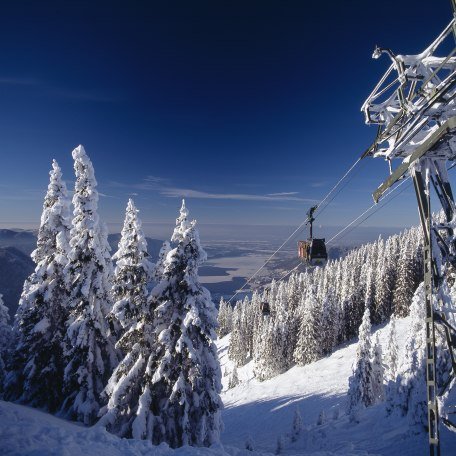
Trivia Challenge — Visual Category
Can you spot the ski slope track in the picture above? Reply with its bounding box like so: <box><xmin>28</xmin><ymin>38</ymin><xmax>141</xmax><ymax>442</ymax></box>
<box><xmin>1</xmin><ymin>317</ymin><xmax>456</xmax><ymax>455</ymax></box>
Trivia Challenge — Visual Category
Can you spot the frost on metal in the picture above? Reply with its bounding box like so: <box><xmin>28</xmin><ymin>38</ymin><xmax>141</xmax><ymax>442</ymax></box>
<box><xmin>362</xmin><ymin>19</ymin><xmax>456</xmax><ymax>162</ymax></box>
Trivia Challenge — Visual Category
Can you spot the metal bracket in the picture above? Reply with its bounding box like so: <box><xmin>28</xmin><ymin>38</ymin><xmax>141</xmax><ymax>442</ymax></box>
<box><xmin>373</xmin><ymin>117</ymin><xmax>456</xmax><ymax>203</ymax></box>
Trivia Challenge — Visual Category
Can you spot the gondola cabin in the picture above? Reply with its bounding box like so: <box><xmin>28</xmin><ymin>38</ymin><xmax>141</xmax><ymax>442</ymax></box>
<box><xmin>261</xmin><ymin>301</ymin><xmax>271</xmax><ymax>316</ymax></box>
<box><xmin>298</xmin><ymin>239</ymin><xmax>328</xmax><ymax>265</ymax></box>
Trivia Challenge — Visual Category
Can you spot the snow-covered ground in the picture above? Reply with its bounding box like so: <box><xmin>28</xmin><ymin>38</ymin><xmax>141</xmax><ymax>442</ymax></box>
<box><xmin>219</xmin><ymin>317</ymin><xmax>456</xmax><ymax>455</ymax></box>
<box><xmin>0</xmin><ymin>400</ymin><xmax>265</xmax><ymax>456</ymax></box>
<box><xmin>2</xmin><ymin>316</ymin><xmax>456</xmax><ymax>455</ymax></box>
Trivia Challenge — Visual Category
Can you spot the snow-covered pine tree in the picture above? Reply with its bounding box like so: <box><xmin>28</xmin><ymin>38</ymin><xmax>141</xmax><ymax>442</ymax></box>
<box><xmin>153</xmin><ymin>240</ymin><xmax>171</xmax><ymax>282</ymax></box>
<box><xmin>60</xmin><ymin>145</ymin><xmax>119</xmax><ymax>425</ymax></box>
<box><xmin>98</xmin><ymin>199</ymin><xmax>158</xmax><ymax>438</ymax></box>
<box><xmin>320</xmin><ymin>291</ymin><xmax>338</xmax><ymax>355</ymax></box>
<box><xmin>275</xmin><ymin>282</ymin><xmax>294</xmax><ymax>370</ymax></box>
<box><xmin>217</xmin><ymin>298</ymin><xmax>230</xmax><ymax>338</ymax></box>
<box><xmin>389</xmin><ymin>284</ymin><xmax>427</xmax><ymax>427</ymax></box>
<box><xmin>384</xmin><ymin>316</ymin><xmax>399</xmax><ymax>382</ymax></box>
<box><xmin>146</xmin><ymin>200</ymin><xmax>222</xmax><ymax>447</ymax></box>
<box><xmin>247</xmin><ymin>291</ymin><xmax>262</xmax><ymax>360</ymax></box>
<box><xmin>371</xmin><ymin>333</ymin><xmax>385</xmax><ymax>403</ymax></box>
<box><xmin>285</xmin><ymin>274</ymin><xmax>303</xmax><ymax>362</ymax></box>
<box><xmin>364</xmin><ymin>268</ymin><xmax>375</xmax><ymax>319</ymax></box>
<box><xmin>4</xmin><ymin>160</ymin><xmax>71</xmax><ymax>411</ymax></box>
<box><xmin>253</xmin><ymin>316</ymin><xmax>288</xmax><ymax>380</ymax></box>
<box><xmin>393</xmin><ymin>236</ymin><xmax>417</xmax><ymax>317</ymax></box>
<box><xmin>109</xmin><ymin>199</ymin><xmax>153</xmax><ymax>341</ymax></box>
<box><xmin>240</xmin><ymin>296</ymin><xmax>254</xmax><ymax>359</ymax></box>
<box><xmin>228</xmin><ymin>301</ymin><xmax>249</xmax><ymax>367</ymax></box>
<box><xmin>286</xmin><ymin>273</ymin><xmax>301</xmax><ymax>313</ymax></box>
<box><xmin>228</xmin><ymin>365</ymin><xmax>239</xmax><ymax>389</ymax></box>
<box><xmin>253</xmin><ymin>316</ymin><xmax>273</xmax><ymax>380</ymax></box>
<box><xmin>293</xmin><ymin>287</ymin><xmax>323</xmax><ymax>366</ymax></box>
<box><xmin>374</xmin><ymin>239</ymin><xmax>393</xmax><ymax>323</ymax></box>
<box><xmin>0</xmin><ymin>294</ymin><xmax>12</xmax><ymax>394</ymax></box>
<box><xmin>347</xmin><ymin>306</ymin><xmax>375</xmax><ymax>421</ymax></box>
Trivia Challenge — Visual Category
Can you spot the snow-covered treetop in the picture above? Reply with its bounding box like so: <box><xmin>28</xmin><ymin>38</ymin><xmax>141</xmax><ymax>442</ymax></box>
<box><xmin>165</xmin><ymin>199</ymin><xmax>207</xmax><ymax>272</ymax></box>
<box><xmin>66</xmin><ymin>145</ymin><xmax>113</xmax><ymax>304</ymax></box>
<box><xmin>357</xmin><ymin>307</ymin><xmax>372</xmax><ymax>355</ymax></box>
<box><xmin>113</xmin><ymin>199</ymin><xmax>150</xmax><ymax>270</ymax></box>
<box><xmin>171</xmin><ymin>199</ymin><xmax>191</xmax><ymax>244</ymax></box>
<box><xmin>71</xmin><ymin>145</ymin><xmax>99</xmax><ymax>235</ymax></box>
<box><xmin>32</xmin><ymin>159</ymin><xmax>71</xmax><ymax>264</ymax></box>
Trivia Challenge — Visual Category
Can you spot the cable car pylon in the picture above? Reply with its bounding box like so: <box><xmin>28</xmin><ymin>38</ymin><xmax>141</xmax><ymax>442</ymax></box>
<box><xmin>362</xmin><ymin>4</ymin><xmax>456</xmax><ymax>454</ymax></box>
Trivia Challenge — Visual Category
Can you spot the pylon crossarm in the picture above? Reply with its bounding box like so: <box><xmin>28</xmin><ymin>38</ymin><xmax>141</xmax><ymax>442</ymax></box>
<box><xmin>372</xmin><ymin>117</ymin><xmax>456</xmax><ymax>203</ymax></box>
<box><xmin>362</xmin><ymin>18</ymin><xmax>456</xmax><ymax>174</ymax></box>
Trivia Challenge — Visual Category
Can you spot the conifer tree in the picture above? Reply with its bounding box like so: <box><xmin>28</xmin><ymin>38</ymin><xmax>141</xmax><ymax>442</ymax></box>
<box><xmin>389</xmin><ymin>284</ymin><xmax>427</xmax><ymax>427</ymax></box>
<box><xmin>393</xmin><ymin>237</ymin><xmax>417</xmax><ymax>317</ymax></box>
<box><xmin>146</xmin><ymin>200</ymin><xmax>222</xmax><ymax>447</ymax></box>
<box><xmin>347</xmin><ymin>307</ymin><xmax>375</xmax><ymax>421</ymax></box>
<box><xmin>228</xmin><ymin>365</ymin><xmax>239</xmax><ymax>389</ymax></box>
<box><xmin>293</xmin><ymin>287</ymin><xmax>322</xmax><ymax>366</ymax></box>
<box><xmin>217</xmin><ymin>298</ymin><xmax>230</xmax><ymax>338</ymax></box>
<box><xmin>385</xmin><ymin>316</ymin><xmax>399</xmax><ymax>382</ymax></box>
<box><xmin>228</xmin><ymin>302</ymin><xmax>249</xmax><ymax>367</ymax></box>
<box><xmin>374</xmin><ymin>238</ymin><xmax>396</xmax><ymax>323</ymax></box>
<box><xmin>320</xmin><ymin>291</ymin><xmax>338</xmax><ymax>355</ymax></box>
<box><xmin>240</xmin><ymin>296</ymin><xmax>255</xmax><ymax>359</ymax></box>
<box><xmin>247</xmin><ymin>291</ymin><xmax>262</xmax><ymax>359</ymax></box>
<box><xmin>60</xmin><ymin>145</ymin><xmax>118</xmax><ymax>425</ymax></box>
<box><xmin>253</xmin><ymin>317</ymin><xmax>273</xmax><ymax>380</ymax></box>
<box><xmin>98</xmin><ymin>199</ymin><xmax>157</xmax><ymax>438</ymax></box>
<box><xmin>109</xmin><ymin>199</ymin><xmax>153</xmax><ymax>340</ymax></box>
<box><xmin>371</xmin><ymin>333</ymin><xmax>385</xmax><ymax>403</ymax></box>
<box><xmin>4</xmin><ymin>160</ymin><xmax>71</xmax><ymax>411</ymax></box>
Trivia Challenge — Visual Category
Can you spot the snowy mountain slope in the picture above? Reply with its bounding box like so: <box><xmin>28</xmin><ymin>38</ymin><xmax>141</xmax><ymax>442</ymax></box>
<box><xmin>218</xmin><ymin>317</ymin><xmax>456</xmax><ymax>455</ymax></box>
<box><xmin>0</xmin><ymin>400</ymin><xmax>269</xmax><ymax>456</ymax></box>
<box><xmin>2</xmin><ymin>316</ymin><xmax>456</xmax><ymax>455</ymax></box>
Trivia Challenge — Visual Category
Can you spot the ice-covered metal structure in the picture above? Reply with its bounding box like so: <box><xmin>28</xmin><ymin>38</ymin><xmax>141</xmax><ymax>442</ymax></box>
<box><xmin>362</xmin><ymin>18</ymin><xmax>456</xmax><ymax>165</ymax></box>
<box><xmin>362</xmin><ymin>9</ymin><xmax>456</xmax><ymax>456</ymax></box>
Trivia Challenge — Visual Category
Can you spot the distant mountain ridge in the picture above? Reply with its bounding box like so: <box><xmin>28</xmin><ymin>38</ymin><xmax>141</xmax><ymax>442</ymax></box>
<box><xmin>0</xmin><ymin>229</ymin><xmax>164</xmax><ymax>318</ymax></box>
<box><xmin>0</xmin><ymin>246</ymin><xmax>35</xmax><ymax>317</ymax></box>
<box><xmin>0</xmin><ymin>229</ymin><xmax>38</xmax><ymax>256</ymax></box>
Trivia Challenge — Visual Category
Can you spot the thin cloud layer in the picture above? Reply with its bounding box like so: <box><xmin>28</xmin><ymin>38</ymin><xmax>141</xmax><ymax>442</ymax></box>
<box><xmin>111</xmin><ymin>176</ymin><xmax>314</xmax><ymax>203</ymax></box>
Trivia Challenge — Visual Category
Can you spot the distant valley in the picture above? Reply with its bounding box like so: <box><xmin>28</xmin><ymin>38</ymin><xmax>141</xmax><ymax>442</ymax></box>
<box><xmin>0</xmin><ymin>228</ymin><xmax>355</xmax><ymax>318</ymax></box>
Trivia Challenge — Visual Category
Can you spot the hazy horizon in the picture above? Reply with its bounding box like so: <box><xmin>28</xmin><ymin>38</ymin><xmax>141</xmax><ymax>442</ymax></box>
<box><xmin>0</xmin><ymin>221</ymin><xmax>416</xmax><ymax>247</ymax></box>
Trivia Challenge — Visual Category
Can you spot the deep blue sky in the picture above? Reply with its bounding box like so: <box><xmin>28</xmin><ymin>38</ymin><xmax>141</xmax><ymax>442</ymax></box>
<box><xmin>0</xmin><ymin>0</ymin><xmax>454</xmax><ymax>238</ymax></box>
